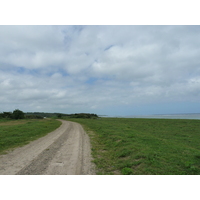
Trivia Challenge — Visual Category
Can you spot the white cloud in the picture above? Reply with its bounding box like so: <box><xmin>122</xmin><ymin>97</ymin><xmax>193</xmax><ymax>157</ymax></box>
<box><xmin>1</xmin><ymin>25</ymin><xmax>200</xmax><ymax>115</ymax></box>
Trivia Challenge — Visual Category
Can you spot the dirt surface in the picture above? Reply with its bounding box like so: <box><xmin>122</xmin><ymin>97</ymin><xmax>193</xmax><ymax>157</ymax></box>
<box><xmin>0</xmin><ymin>120</ymin><xmax>95</xmax><ymax>175</ymax></box>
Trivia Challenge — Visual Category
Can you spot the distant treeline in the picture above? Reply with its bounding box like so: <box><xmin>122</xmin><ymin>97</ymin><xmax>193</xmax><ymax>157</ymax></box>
<box><xmin>25</xmin><ymin>112</ymin><xmax>98</xmax><ymax>119</ymax></box>
<box><xmin>25</xmin><ymin>112</ymin><xmax>62</xmax><ymax>118</ymax></box>
<box><xmin>0</xmin><ymin>110</ymin><xmax>99</xmax><ymax>119</ymax></box>
<box><xmin>0</xmin><ymin>109</ymin><xmax>43</xmax><ymax>119</ymax></box>
<box><xmin>67</xmin><ymin>113</ymin><xmax>98</xmax><ymax>119</ymax></box>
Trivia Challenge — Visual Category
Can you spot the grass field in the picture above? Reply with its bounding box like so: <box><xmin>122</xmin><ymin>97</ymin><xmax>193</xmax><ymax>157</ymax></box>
<box><xmin>66</xmin><ymin>117</ymin><xmax>200</xmax><ymax>175</ymax></box>
<box><xmin>0</xmin><ymin>118</ymin><xmax>61</xmax><ymax>154</ymax></box>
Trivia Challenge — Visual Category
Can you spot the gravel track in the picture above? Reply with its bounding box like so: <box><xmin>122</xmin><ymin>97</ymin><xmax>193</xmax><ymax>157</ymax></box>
<box><xmin>0</xmin><ymin>120</ymin><xmax>95</xmax><ymax>175</ymax></box>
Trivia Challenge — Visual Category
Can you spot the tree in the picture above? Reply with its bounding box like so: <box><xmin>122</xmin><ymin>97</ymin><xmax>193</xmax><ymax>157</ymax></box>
<box><xmin>12</xmin><ymin>109</ymin><xmax>25</xmax><ymax>119</ymax></box>
<box><xmin>2</xmin><ymin>112</ymin><xmax>12</xmax><ymax>118</ymax></box>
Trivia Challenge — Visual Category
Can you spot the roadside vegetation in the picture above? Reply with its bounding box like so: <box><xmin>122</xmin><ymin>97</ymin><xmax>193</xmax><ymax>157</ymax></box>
<box><xmin>0</xmin><ymin>118</ymin><xmax>61</xmax><ymax>154</ymax></box>
<box><xmin>65</xmin><ymin>117</ymin><xmax>200</xmax><ymax>175</ymax></box>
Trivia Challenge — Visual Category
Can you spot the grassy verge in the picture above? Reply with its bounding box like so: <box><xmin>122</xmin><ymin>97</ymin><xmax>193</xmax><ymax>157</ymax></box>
<box><xmin>0</xmin><ymin>118</ymin><xmax>61</xmax><ymax>154</ymax></box>
<box><xmin>65</xmin><ymin>117</ymin><xmax>200</xmax><ymax>175</ymax></box>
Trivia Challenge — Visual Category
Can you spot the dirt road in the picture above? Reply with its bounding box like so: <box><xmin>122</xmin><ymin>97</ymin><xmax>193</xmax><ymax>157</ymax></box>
<box><xmin>0</xmin><ymin>120</ymin><xmax>95</xmax><ymax>175</ymax></box>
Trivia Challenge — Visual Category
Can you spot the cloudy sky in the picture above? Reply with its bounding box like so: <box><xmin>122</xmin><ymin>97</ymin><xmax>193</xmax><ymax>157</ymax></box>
<box><xmin>1</xmin><ymin>25</ymin><xmax>200</xmax><ymax>115</ymax></box>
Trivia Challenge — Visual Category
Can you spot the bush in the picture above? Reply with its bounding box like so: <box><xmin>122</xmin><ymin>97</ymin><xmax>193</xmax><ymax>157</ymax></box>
<box><xmin>2</xmin><ymin>112</ymin><xmax>13</xmax><ymax>118</ymax></box>
<box><xmin>12</xmin><ymin>109</ymin><xmax>25</xmax><ymax>119</ymax></box>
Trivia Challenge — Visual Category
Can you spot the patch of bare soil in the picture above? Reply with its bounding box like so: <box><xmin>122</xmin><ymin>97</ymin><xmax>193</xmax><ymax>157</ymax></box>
<box><xmin>0</xmin><ymin>120</ymin><xmax>95</xmax><ymax>175</ymax></box>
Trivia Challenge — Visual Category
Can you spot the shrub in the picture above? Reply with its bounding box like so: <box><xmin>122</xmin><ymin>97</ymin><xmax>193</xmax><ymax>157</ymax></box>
<box><xmin>12</xmin><ymin>109</ymin><xmax>25</xmax><ymax>119</ymax></box>
<box><xmin>2</xmin><ymin>112</ymin><xmax>13</xmax><ymax>118</ymax></box>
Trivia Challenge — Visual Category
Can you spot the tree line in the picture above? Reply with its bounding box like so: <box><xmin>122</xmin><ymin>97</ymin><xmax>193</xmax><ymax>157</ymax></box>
<box><xmin>0</xmin><ymin>109</ymin><xmax>43</xmax><ymax>119</ymax></box>
<box><xmin>0</xmin><ymin>110</ymin><xmax>99</xmax><ymax>120</ymax></box>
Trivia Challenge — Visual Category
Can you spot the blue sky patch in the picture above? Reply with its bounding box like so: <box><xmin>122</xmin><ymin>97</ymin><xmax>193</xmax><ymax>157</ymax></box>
<box><xmin>85</xmin><ymin>77</ymin><xmax>98</xmax><ymax>84</ymax></box>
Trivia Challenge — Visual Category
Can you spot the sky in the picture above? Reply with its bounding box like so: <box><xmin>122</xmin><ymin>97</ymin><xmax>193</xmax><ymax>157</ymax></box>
<box><xmin>1</xmin><ymin>25</ymin><xmax>200</xmax><ymax>116</ymax></box>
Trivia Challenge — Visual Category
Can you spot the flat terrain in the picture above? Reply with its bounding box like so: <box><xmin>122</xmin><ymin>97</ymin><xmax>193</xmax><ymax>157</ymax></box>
<box><xmin>67</xmin><ymin>117</ymin><xmax>200</xmax><ymax>175</ymax></box>
<box><xmin>0</xmin><ymin>120</ymin><xmax>95</xmax><ymax>175</ymax></box>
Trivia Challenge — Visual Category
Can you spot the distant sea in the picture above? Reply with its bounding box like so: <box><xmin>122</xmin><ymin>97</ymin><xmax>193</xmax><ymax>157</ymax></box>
<box><xmin>104</xmin><ymin>113</ymin><xmax>200</xmax><ymax>120</ymax></box>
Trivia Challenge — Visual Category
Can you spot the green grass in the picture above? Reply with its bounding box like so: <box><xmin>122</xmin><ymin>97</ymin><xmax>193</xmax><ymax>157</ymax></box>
<box><xmin>0</xmin><ymin>118</ymin><xmax>61</xmax><ymax>154</ymax></box>
<box><xmin>65</xmin><ymin>117</ymin><xmax>200</xmax><ymax>175</ymax></box>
